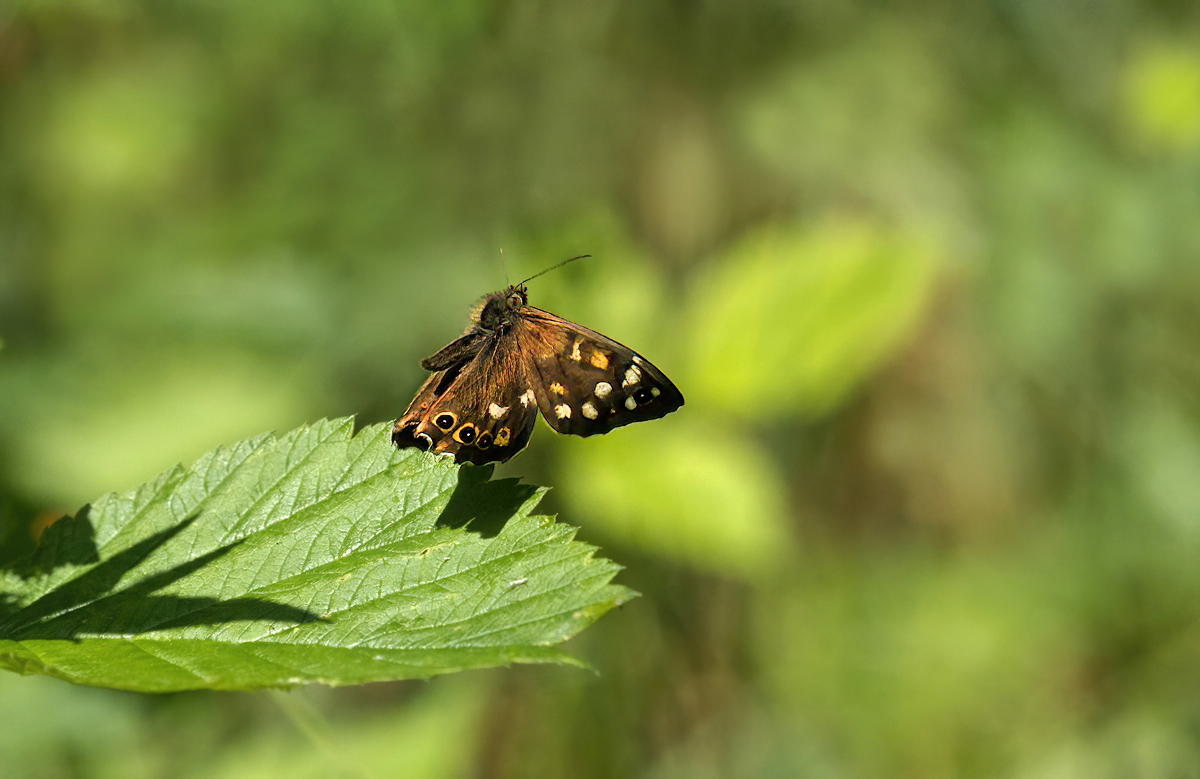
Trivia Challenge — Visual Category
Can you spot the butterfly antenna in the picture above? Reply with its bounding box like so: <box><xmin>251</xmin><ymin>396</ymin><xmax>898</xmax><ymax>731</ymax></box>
<box><xmin>517</xmin><ymin>254</ymin><xmax>591</xmax><ymax>287</ymax></box>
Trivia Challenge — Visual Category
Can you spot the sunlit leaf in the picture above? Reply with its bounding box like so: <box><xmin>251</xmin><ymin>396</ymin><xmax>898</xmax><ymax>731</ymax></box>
<box><xmin>0</xmin><ymin>419</ymin><xmax>634</xmax><ymax>692</ymax></box>
<box><xmin>205</xmin><ymin>680</ymin><xmax>489</xmax><ymax>779</ymax></box>
<box><xmin>1121</xmin><ymin>41</ymin><xmax>1200</xmax><ymax>152</ymax></box>
<box><xmin>556</xmin><ymin>417</ymin><xmax>791</xmax><ymax>577</ymax></box>
<box><xmin>687</xmin><ymin>219</ymin><xmax>939</xmax><ymax>419</ymax></box>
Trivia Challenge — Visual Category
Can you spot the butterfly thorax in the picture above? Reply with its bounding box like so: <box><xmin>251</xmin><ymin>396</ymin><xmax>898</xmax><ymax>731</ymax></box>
<box><xmin>473</xmin><ymin>284</ymin><xmax>528</xmax><ymax>334</ymax></box>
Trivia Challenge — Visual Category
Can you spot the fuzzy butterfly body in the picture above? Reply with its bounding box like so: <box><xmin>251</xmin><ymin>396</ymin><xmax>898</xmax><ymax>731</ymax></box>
<box><xmin>392</xmin><ymin>283</ymin><xmax>684</xmax><ymax>465</ymax></box>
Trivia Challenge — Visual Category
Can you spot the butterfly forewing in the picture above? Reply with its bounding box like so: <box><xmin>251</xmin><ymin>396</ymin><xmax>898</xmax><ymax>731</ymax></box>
<box><xmin>519</xmin><ymin>308</ymin><xmax>684</xmax><ymax>437</ymax></box>
<box><xmin>392</xmin><ymin>283</ymin><xmax>683</xmax><ymax>465</ymax></box>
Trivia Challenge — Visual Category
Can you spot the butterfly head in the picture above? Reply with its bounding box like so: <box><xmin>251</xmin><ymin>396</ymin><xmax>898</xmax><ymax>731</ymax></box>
<box><xmin>475</xmin><ymin>284</ymin><xmax>529</xmax><ymax>333</ymax></box>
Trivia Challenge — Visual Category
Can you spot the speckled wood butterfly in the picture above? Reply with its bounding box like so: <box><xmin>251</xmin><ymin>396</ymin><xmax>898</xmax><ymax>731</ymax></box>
<box><xmin>392</xmin><ymin>263</ymin><xmax>684</xmax><ymax>465</ymax></box>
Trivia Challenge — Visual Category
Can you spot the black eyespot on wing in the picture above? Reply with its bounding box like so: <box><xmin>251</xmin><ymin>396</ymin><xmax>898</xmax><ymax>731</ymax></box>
<box><xmin>453</xmin><ymin>408</ymin><xmax>537</xmax><ymax>466</ymax></box>
<box><xmin>392</xmin><ymin>421</ymin><xmax>432</xmax><ymax>451</ymax></box>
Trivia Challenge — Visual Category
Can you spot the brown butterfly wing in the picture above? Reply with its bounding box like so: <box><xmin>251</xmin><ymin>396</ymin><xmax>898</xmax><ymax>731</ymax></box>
<box><xmin>516</xmin><ymin>307</ymin><xmax>685</xmax><ymax>437</ymax></box>
<box><xmin>391</xmin><ymin>339</ymin><xmax>538</xmax><ymax>465</ymax></box>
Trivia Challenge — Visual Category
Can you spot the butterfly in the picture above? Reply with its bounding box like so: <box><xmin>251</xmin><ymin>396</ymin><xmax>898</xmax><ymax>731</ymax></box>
<box><xmin>392</xmin><ymin>271</ymin><xmax>684</xmax><ymax>465</ymax></box>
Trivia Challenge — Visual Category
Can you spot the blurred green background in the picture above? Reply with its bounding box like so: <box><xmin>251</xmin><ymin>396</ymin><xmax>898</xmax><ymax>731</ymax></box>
<box><xmin>3</xmin><ymin>1</ymin><xmax>1200</xmax><ymax>777</ymax></box>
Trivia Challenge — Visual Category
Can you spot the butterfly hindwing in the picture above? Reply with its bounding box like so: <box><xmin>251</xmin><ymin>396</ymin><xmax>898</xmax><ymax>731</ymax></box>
<box><xmin>392</xmin><ymin>342</ymin><xmax>538</xmax><ymax>465</ymax></box>
<box><xmin>519</xmin><ymin>308</ymin><xmax>685</xmax><ymax>437</ymax></box>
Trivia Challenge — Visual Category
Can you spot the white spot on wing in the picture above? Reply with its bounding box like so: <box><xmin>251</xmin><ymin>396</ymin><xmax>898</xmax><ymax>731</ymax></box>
<box><xmin>581</xmin><ymin>401</ymin><xmax>598</xmax><ymax>419</ymax></box>
<box><xmin>554</xmin><ymin>403</ymin><xmax>572</xmax><ymax>419</ymax></box>
<box><xmin>570</xmin><ymin>338</ymin><xmax>582</xmax><ymax>361</ymax></box>
<box><xmin>594</xmin><ymin>381</ymin><xmax>612</xmax><ymax>399</ymax></box>
<box><xmin>488</xmin><ymin>402</ymin><xmax>508</xmax><ymax>419</ymax></box>
<box><xmin>651</xmin><ymin>387</ymin><xmax>661</xmax><ymax>397</ymax></box>
<box><xmin>623</xmin><ymin>365</ymin><xmax>642</xmax><ymax>388</ymax></box>
<box><xmin>519</xmin><ymin>389</ymin><xmax>536</xmax><ymax>407</ymax></box>
<box><xmin>625</xmin><ymin>396</ymin><xmax>638</xmax><ymax>410</ymax></box>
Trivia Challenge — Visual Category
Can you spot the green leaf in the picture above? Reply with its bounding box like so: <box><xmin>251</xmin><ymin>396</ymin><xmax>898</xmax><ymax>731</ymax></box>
<box><xmin>0</xmin><ymin>419</ymin><xmax>635</xmax><ymax>692</ymax></box>
<box><xmin>557</xmin><ymin>418</ymin><xmax>793</xmax><ymax>578</ymax></box>
<box><xmin>687</xmin><ymin>218</ymin><xmax>939</xmax><ymax>419</ymax></box>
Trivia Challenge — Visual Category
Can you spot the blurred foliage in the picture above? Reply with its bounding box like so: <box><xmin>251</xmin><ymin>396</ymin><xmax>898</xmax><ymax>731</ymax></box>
<box><xmin>2</xmin><ymin>0</ymin><xmax>1200</xmax><ymax>777</ymax></box>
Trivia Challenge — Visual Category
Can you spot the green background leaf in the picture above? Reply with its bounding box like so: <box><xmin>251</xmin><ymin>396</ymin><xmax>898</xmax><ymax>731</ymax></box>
<box><xmin>687</xmin><ymin>219</ymin><xmax>940</xmax><ymax>420</ymax></box>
